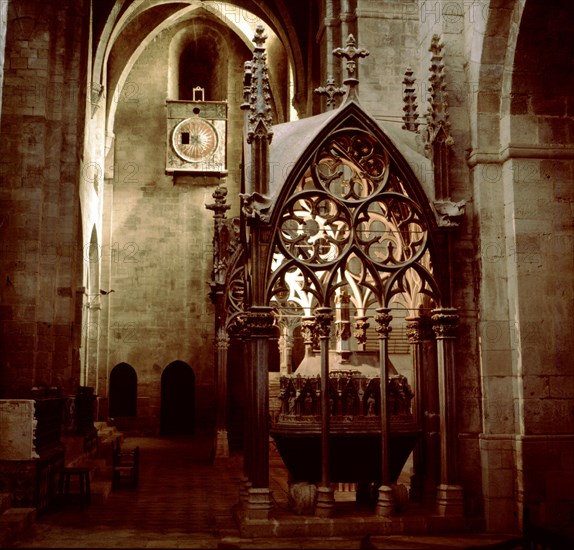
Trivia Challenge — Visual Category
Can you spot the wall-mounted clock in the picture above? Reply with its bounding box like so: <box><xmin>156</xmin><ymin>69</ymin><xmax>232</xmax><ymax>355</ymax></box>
<box><xmin>166</xmin><ymin>98</ymin><xmax>227</xmax><ymax>174</ymax></box>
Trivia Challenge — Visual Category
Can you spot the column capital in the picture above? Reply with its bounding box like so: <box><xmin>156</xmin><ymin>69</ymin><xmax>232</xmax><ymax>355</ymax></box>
<box><xmin>227</xmin><ymin>313</ymin><xmax>250</xmax><ymax>339</ymax></box>
<box><xmin>216</xmin><ymin>327</ymin><xmax>230</xmax><ymax>349</ymax></box>
<box><xmin>353</xmin><ymin>316</ymin><xmax>370</xmax><ymax>347</ymax></box>
<box><xmin>315</xmin><ymin>307</ymin><xmax>333</xmax><ymax>339</ymax></box>
<box><xmin>375</xmin><ymin>307</ymin><xmax>393</xmax><ymax>338</ymax></box>
<box><xmin>405</xmin><ymin>315</ymin><xmax>433</xmax><ymax>343</ymax></box>
<box><xmin>431</xmin><ymin>307</ymin><xmax>459</xmax><ymax>339</ymax></box>
<box><xmin>245</xmin><ymin>306</ymin><xmax>275</xmax><ymax>336</ymax></box>
<box><xmin>301</xmin><ymin>316</ymin><xmax>317</xmax><ymax>347</ymax></box>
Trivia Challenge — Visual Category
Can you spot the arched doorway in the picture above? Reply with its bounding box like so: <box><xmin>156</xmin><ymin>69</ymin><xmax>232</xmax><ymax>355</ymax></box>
<box><xmin>160</xmin><ymin>361</ymin><xmax>195</xmax><ymax>436</ymax></box>
<box><xmin>109</xmin><ymin>363</ymin><xmax>137</xmax><ymax>418</ymax></box>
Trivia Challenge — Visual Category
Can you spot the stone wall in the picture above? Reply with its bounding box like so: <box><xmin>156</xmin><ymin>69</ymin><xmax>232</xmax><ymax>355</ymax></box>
<box><xmin>94</xmin><ymin>15</ymin><xmax>255</xmax><ymax>433</ymax></box>
<box><xmin>0</xmin><ymin>0</ymin><xmax>89</xmax><ymax>397</ymax></box>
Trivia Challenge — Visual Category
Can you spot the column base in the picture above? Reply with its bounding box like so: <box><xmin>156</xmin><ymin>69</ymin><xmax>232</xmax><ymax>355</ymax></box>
<box><xmin>239</xmin><ymin>477</ymin><xmax>251</xmax><ymax>508</ymax></box>
<box><xmin>214</xmin><ymin>429</ymin><xmax>229</xmax><ymax>460</ymax></box>
<box><xmin>435</xmin><ymin>484</ymin><xmax>464</xmax><ymax>517</ymax></box>
<box><xmin>315</xmin><ymin>485</ymin><xmax>335</xmax><ymax>518</ymax></box>
<box><xmin>375</xmin><ymin>485</ymin><xmax>395</xmax><ymax>517</ymax></box>
<box><xmin>245</xmin><ymin>487</ymin><xmax>273</xmax><ymax>520</ymax></box>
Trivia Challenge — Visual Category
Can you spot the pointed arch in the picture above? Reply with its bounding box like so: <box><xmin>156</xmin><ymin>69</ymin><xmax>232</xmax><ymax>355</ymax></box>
<box><xmin>264</xmin><ymin>102</ymin><xmax>443</xmax><ymax>313</ymax></box>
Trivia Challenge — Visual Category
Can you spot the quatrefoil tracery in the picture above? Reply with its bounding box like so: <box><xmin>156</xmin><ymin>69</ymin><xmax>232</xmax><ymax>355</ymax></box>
<box><xmin>268</xmin><ymin>128</ymin><xmax>434</xmax><ymax>309</ymax></box>
<box><xmin>276</xmin><ymin>192</ymin><xmax>428</xmax><ymax>270</ymax></box>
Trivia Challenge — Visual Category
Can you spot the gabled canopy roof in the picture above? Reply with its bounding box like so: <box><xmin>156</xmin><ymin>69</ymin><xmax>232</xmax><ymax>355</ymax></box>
<box><xmin>244</xmin><ymin>99</ymin><xmax>435</xmax><ymax>219</ymax></box>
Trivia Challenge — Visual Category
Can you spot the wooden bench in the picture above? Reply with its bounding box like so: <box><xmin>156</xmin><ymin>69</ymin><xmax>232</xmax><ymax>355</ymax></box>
<box><xmin>112</xmin><ymin>446</ymin><xmax>139</xmax><ymax>490</ymax></box>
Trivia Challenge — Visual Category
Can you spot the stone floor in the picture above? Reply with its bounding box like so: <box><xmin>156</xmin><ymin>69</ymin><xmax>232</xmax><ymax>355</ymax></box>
<box><xmin>12</xmin><ymin>433</ymin><xmax>523</xmax><ymax>549</ymax></box>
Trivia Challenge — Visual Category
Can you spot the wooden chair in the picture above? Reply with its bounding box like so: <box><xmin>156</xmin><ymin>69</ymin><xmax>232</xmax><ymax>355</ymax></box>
<box><xmin>112</xmin><ymin>445</ymin><xmax>139</xmax><ymax>490</ymax></box>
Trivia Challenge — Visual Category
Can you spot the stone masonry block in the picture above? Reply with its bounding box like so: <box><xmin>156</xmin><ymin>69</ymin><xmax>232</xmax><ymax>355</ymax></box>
<box><xmin>483</xmin><ymin>497</ymin><xmax>518</xmax><ymax>532</ymax></box>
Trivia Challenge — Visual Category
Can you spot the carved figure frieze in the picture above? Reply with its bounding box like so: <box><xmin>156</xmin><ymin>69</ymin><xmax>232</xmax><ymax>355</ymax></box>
<box><xmin>276</xmin><ymin>371</ymin><xmax>414</xmax><ymax>421</ymax></box>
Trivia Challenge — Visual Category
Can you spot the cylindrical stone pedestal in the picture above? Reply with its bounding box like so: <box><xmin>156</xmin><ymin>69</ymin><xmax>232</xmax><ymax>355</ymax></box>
<box><xmin>375</xmin><ymin>484</ymin><xmax>395</xmax><ymax>517</ymax></box>
<box><xmin>245</xmin><ymin>487</ymin><xmax>273</xmax><ymax>520</ymax></box>
<box><xmin>314</xmin><ymin>486</ymin><xmax>335</xmax><ymax>518</ymax></box>
<box><xmin>436</xmin><ymin>483</ymin><xmax>464</xmax><ymax>516</ymax></box>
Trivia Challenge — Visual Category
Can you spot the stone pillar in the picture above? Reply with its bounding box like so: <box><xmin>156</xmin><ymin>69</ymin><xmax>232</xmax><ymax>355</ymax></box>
<box><xmin>406</xmin><ymin>314</ymin><xmax>438</xmax><ymax>504</ymax></box>
<box><xmin>232</xmin><ymin>315</ymin><xmax>251</xmax><ymax>509</ymax></box>
<box><xmin>244</xmin><ymin>307</ymin><xmax>274</xmax><ymax>520</ymax></box>
<box><xmin>334</xmin><ymin>290</ymin><xmax>351</xmax><ymax>360</ymax></box>
<box><xmin>214</xmin><ymin>328</ymin><xmax>229</xmax><ymax>459</ymax></box>
<box><xmin>315</xmin><ymin>307</ymin><xmax>335</xmax><ymax>518</ymax></box>
<box><xmin>278</xmin><ymin>323</ymin><xmax>294</xmax><ymax>375</ymax></box>
<box><xmin>432</xmin><ymin>307</ymin><xmax>464</xmax><ymax>517</ymax></box>
<box><xmin>84</xmin><ymin>300</ymin><xmax>100</xmax><ymax>390</ymax></box>
<box><xmin>375</xmin><ymin>307</ymin><xmax>394</xmax><ymax>517</ymax></box>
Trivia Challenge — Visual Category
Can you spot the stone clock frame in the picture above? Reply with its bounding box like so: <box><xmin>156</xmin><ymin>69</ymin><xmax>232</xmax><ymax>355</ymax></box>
<box><xmin>166</xmin><ymin>89</ymin><xmax>227</xmax><ymax>174</ymax></box>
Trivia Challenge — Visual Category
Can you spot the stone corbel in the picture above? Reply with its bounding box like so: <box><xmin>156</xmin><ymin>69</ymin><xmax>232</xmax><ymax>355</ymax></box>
<box><xmin>90</xmin><ymin>82</ymin><xmax>104</xmax><ymax>118</ymax></box>
<box><xmin>240</xmin><ymin>191</ymin><xmax>272</xmax><ymax>223</ymax></box>
<box><xmin>433</xmin><ymin>199</ymin><xmax>466</xmax><ymax>228</ymax></box>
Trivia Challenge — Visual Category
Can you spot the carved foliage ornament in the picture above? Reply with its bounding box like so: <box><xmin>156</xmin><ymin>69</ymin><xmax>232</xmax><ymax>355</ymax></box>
<box><xmin>375</xmin><ymin>308</ymin><xmax>393</xmax><ymax>338</ymax></box>
<box><xmin>431</xmin><ymin>308</ymin><xmax>459</xmax><ymax>338</ymax></box>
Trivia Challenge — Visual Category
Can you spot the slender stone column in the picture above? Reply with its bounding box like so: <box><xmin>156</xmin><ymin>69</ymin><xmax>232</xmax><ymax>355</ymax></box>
<box><xmin>278</xmin><ymin>320</ymin><xmax>295</xmax><ymax>375</ymax></box>
<box><xmin>230</xmin><ymin>315</ymin><xmax>251</xmax><ymax>508</ymax></box>
<box><xmin>214</xmin><ymin>328</ymin><xmax>230</xmax><ymax>459</ymax></box>
<box><xmin>314</xmin><ymin>307</ymin><xmax>335</xmax><ymax>517</ymax></box>
<box><xmin>244</xmin><ymin>306</ymin><xmax>274</xmax><ymax>519</ymax></box>
<box><xmin>405</xmin><ymin>315</ymin><xmax>435</xmax><ymax>503</ymax></box>
<box><xmin>375</xmin><ymin>307</ymin><xmax>394</xmax><ymax>517</ymax></box>
<box><xmin>432</xmin><ymin>307</ymin><xmax>464</xmax><ymax>516</ymax></box>
<box><xmin>334</xmin><ymin>290</ymin><xmax>351</xmax><ymax>361</ymax></box>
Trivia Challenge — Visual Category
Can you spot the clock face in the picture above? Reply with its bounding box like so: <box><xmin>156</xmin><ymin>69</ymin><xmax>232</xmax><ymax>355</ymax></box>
<box><xmin>172</xmin><ymin>117</ymin><xmax>219</xmax><ymax>163</ymax></box>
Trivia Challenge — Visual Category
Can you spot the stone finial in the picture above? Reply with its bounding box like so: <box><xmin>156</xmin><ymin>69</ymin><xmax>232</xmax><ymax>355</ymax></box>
<box><xmin>245</xmin><ymin>25</ymin><xmax>273</xmax><ymax>145</ymax></box>
<box><xmin>402</xmin><ymin>67</ymin><xmax>419</xmax><ymax>132</ymax></box>
<box><xmin>206</xmin><ymin>186</ymin><xmax>231</xmax><ymax>218</ymax></box>
<box><xmin>424</xmin><ymin>34</ymin><xmax>454</xmax><ymax>200</ymax></box>
<box><xmin>314</xmin><ymin>75</ymin><xmax>346</xmax><ymax>111</ymax></box>
<box><xmin>333</xmin><ymin>34</ymin><xmax>369</xmax><ymax>101</ymax></box>
<box><xmin>425</xmin><ymin>35</ymin><xmax>453</xmax><ymax>150</ymax></box>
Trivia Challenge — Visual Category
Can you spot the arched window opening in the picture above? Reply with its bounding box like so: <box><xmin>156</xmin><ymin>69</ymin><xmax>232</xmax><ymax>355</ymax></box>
<box><xmin>179</xmin><ymin>35</ymin><xmax>226</xmax><ymax>101</ymax></box>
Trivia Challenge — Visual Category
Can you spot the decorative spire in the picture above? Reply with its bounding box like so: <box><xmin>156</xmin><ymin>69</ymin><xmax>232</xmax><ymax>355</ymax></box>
<box><xmin>401</xmin><ymin>67</ymin><xmax>419</xmax><ymax>132</ymax></box>
<box><xmin>424</xmin><ymin>34</ymin><xmax>455</xmax><ymax>201</ymax></box>
<box><xmin>425</xmin><ymin>35</ymin><xmax>453</xmax><ymax>151</ymax></box>
<box><xmin>245</xmin><ymin>25</ymin><xmax>273</xmax><ymax>144</ymax></box>
<box><xmin>314</xmin><ymin>75</ymin><xmax>346</xmax><ymax>111</ymax></box>
<box><xmin>240</xmin><ymin>25</ymin><xmax>273</xmax><ymax>215</ymax></box>
<box><xmin>333</xmin><ymin>34</ymin><xmax>369</xmax><ymax>102</ymax></box>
